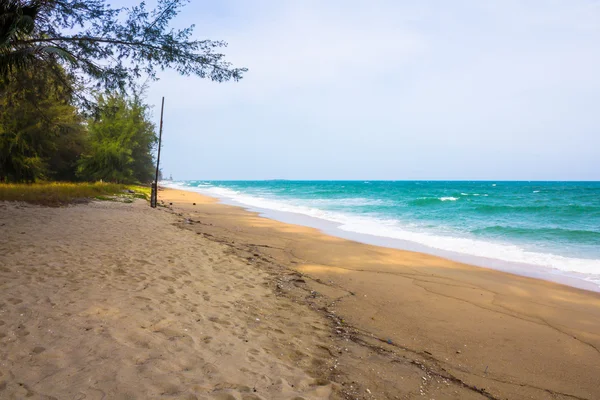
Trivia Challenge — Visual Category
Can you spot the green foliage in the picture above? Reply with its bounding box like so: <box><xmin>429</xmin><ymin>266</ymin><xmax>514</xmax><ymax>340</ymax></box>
<box><xmin>1</xmin><ymin>0</ymin><xmax>244</xmax><ymax>186</ymax></box>
<box><xmin>0</xmin><ymin>1</ymin><xmax>42</xmax><ymax>76</ymax></box>
<box><xmin>1</xmin><ymin>0</ymin><xmax>246</xmax><ymax>108</ymax></box>
<box><xmin>0</xmin><ymin>67</ymin><xmax>156</xmax><ymax>184</ymax></box>
<box><xmin>77</xmin><ymin>93</ymin><xmax>157</xmax><ymax>183</ymax></box>
<box><xmin>0</xmin><ymin>66</ymin><xmax>85</xmax><ymax>182</ymax></box>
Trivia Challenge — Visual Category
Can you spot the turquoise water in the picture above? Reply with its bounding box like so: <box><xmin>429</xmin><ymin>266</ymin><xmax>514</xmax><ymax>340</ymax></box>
<box><xmin>167</xmin><ymin>181</ymin><xmax>600</xmax><ymax>289</ymax></box>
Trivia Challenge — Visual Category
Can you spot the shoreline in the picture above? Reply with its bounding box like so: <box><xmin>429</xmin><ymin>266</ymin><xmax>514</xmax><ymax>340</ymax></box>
<box><xmin>159</xmin><ymin>186</ymin><xmax>600</xmax><ymax>399</ymax></box>
<box><xmin>162</xmin><ymin>182</ymin><xmax>600</xmax><ymax>293</ymax></box>
<box><xmin>3</xmin><ymin>191</ymin><xmax>600</xmax><ymax>399</ymax></box>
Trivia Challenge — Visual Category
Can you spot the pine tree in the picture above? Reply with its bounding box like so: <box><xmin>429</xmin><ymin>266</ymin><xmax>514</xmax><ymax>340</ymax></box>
<box><xmin>1</xmin><ymin>0</ymin><xmax>246</xmax><ymax>108</ymax></box>
<box><xmin>0</xmin><ymin>66</ymin><xmax>85</xmax><ymax>182</ymax></box>
<box><xmin>77</xmin><ymin>93</ymin><xmax>157</xmax><ymax>183</ymax></box>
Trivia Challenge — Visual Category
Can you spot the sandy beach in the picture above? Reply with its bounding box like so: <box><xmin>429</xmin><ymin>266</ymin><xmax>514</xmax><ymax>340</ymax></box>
<box><xmin>1</xmin><ymin>190</ymin><xmax>599</xmax><ymax>400</ymax></box>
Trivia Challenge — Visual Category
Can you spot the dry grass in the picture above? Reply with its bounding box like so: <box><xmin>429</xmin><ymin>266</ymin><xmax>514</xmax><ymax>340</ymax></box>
<box><xmin>0</xmin><ymin>182</ymin><xmax>151</xmax><ymax>206</ymax></box>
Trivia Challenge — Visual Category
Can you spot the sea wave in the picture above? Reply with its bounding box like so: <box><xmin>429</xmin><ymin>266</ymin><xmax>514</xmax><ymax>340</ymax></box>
<box><xmin>306</xmin><ymin>197</ymin><xmax>393</xmax><ymax>207</ymax></box>
<box><xmin>335</xmin><ymin>218</ymin><xmax>600</xmax><ymax>277</ymax></box>
<box><xmin>165</xmin><ymin>181</ymin><xmax>600</xmax><ymax>280</ymax></box>
<box><xmin>475</xmin><ymin>204</ymin><xmax>599</xmax><ymax>216</ymax></box>
<box><xmin>410</xmin><ymin>197</ymin><xmax>459</xmax><ymax>206</ymax></box>
<box><xmin>472</xmin><ymin>226</ymin><xmax>600</xmax><ymax>245</ymax></box>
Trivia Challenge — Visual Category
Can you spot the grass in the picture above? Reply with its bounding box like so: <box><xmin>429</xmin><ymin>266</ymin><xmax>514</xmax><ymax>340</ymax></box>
<box><xmin>0</xmin><ymin>182</ymin><xmax>152</xmax><ymax>206</ymax></box>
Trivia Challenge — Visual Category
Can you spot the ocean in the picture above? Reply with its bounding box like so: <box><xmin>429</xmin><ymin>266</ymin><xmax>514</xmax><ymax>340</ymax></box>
<box><xmin>165</xmin><ymin>180</ymin><xmax>600</xmax><ymax>291</ymax></box>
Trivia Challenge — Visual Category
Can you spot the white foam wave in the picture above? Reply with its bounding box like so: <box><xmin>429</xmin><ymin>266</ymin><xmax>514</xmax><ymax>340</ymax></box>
<box><xmin>440</xmin><ymin>197</ymin><xmax>458</xmax><ymax>201</ymax></box>
<box><xmin>161</xmin><ymin>181</ymin><xmax>188</xmax><ymax>188</ymax></box>
<box><xmin>163</xmin><ymin>181</ymin><xmax>600</xmax><ymax>284</ymax></box>
<box><xmin>337</xmin><ymin>219</ymin><xmax>600</xmax><ymax>277</ymax></box>
<box><xmin>585</xmin><ymin>276</ymin><xmax>600</xmax><ymax>286</ymax></box>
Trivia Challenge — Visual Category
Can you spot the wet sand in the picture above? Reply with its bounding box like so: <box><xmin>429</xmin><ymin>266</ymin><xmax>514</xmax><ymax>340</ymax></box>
<box><xmin>159</xmin><ymin>188</ymin><xmax>600</xmax><ymax>400</ymax></box>
<box><xmin>1</xmin><ymin>189</ymin><xmax>599</xmax><ymax>399</ymax></box>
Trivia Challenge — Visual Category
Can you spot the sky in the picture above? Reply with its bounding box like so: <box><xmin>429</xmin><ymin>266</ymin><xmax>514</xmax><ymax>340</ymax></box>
<box><xmin>142</xmin><ymin>0</ymin><xmax>600</xmax><ymax>180</ymax></box>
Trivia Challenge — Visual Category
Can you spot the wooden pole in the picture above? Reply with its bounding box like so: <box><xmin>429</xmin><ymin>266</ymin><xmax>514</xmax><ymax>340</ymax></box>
<box><xmin>152</xmin><ymin>96</ymin><xmax>165</xmax><ymax>208</ymax></box>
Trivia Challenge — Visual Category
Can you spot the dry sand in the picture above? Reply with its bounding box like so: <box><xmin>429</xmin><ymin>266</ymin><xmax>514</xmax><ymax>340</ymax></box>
<box><xmin>0</xmin><ymin>200</ymin><xmax>335</xmax><ymax>399</ymax></box>
<box><xmin>1</xmin><ymin>189</ymin><xmax>600</xmax><ymax>400</ymax></box>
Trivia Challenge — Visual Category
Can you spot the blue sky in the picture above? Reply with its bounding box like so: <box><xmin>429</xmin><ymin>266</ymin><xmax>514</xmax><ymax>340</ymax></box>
<box><xmin>143</xmin><ymin>0</ymin><xmax>600</xmax><ymax>180</ymax></box>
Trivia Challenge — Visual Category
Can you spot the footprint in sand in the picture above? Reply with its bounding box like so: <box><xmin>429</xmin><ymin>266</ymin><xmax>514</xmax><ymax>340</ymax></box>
<box><xmin>16</xmin><ymin>326</ymin><xmax>30</xmax><ymax>337</ymax></box>
<box><xmin>242</xmin><ymin>394</ymin><xmax>264</xmax><ymax>400</ymax></box>
<box><xmin>201</xmin><ymin>362</ymin><xmax>219</xmax><ymax>375</ymax></box>
<box><xmin>212</xmin><ymin>392</ymin><xmax>237</xmax><ymax>400</ymax></box>
<box><xmin>208</xmin><ymin>316</ymin><xmax>231</xmax><ymax>326</ymax></box>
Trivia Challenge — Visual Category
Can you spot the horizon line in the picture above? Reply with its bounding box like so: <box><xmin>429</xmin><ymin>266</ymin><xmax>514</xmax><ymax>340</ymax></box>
<box><xmin>163</xmin><ymin>179</ymin><xmax>600</xmax><ymax>182</ymax></box>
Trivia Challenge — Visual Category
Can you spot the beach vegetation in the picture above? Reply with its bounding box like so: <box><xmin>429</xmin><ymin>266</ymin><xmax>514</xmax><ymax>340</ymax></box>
<box><xmin>1</xmin><ymin>0</ymin><xmax>246</xmax><ymax>109</ymax></box>
<box><xmin>0</xmin><ymin>181</ymin><xmax>150</xmax><ymax>206</ymax></box>
<box><xmin>0</xmin><ymin>0</ymin><xmax>244</xmax><ymax>184</ymax></box>
<box><xmin>0</xmin><ymin>65</ymin><xmax>85</xmax><ymax>183</ymax></box>
<box><xmin>0</xmin><ymin>70</ymin><xmax>155</xmax><ymax>183</ymax></box>
<box><xmin>76</xmin><ymin>93</ymin><xmax>157</xmax><ymax>183</ymax></box>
